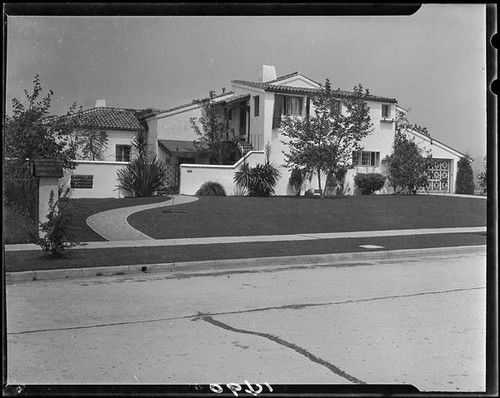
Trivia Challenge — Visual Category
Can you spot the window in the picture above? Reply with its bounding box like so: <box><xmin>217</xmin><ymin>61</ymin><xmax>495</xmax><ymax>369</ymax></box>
<box><xmin>282</xmin><ymin>96</ymin><xmax>304</xmax><ymax>116</ymax></box>
<box><xmin>116</xmin><ymin>145</ymin><xmax>131</xmax><ymax>162</ymax></box>
<box><xmin>352</xmin><ymin>151</ymin><xmax>380</xmax><ymax>166</ymax></box>
<box><xmin>381</xmin><ymin>104</ymin><xmax>390</xmax><ymax>118</ymax></box>
<box><xmin>253</xmin><ymin>96</ymin><xmax>260</xmax><ymax>117</ymax></box>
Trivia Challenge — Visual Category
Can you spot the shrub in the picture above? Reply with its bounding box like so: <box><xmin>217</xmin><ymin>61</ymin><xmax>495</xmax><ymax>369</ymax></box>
<box><xmin>234</xmin><ymin>144</ymin><xmax>281</xmax><ymax>197</ymax></box>
<box><xmin>116</xmin><ymin>156</ymin><xmax>169</xmax><ymax>197</ymax></box>
<box><xmin>354</xmin><ymin>173</ymin><xmax>386</xmax><ymax>195</ymax></box>
<box><xmin>386</xmin><ymin>132</ymin><xmax>432</xmax><ymax>194</ymax></box>
<box><xmin>478</xmin><ymin>156</ymin><xmax>486</xmax><ymax>194</ymax></box>
<box><xmin>289</xmin><ymin>168</ymin><xmax>304</xmax><ymax>196</ymax></box>
<box><xmin>196</xmin><ymin>181</ymin><xmax>226</xmax><ymax>196</ymax></box>
<box><xmin>33</xmin><ymin>190</ymin><xmax>80</xmax><ymax>257</ymax></box>
<box><xmin>304</xmin><ymin>189</ymin><xmax>315</xmax><ymax>198</ymax></box>
<box><xmin>455</xmin><ymin>157</ymin><xmax>474</xmax><ymax>194</ymax></box>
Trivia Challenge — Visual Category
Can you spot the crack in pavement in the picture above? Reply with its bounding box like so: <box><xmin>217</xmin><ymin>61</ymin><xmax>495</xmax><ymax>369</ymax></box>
<box><xmin>196</xmin><ymin>314</ymin><xmax>365</xmax><ymax>384</ymax></box>
<box><xmin>7</xmin><ymin>286</ymin><xmax>484</xmax><ymax>336</ymax></box>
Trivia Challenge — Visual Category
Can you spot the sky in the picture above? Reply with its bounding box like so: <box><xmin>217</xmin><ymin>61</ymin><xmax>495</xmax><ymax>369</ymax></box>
<box><xmin>5</xmin><ymin>4</ymin><xmax>488</xmax><ymax>170</ymax></box>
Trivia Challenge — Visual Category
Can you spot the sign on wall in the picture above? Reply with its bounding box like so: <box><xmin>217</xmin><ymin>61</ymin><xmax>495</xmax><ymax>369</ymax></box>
<box><xmin>71</xmin><ymin>175</ymin><xmax>94</xmax><ymax>189</ymax></box>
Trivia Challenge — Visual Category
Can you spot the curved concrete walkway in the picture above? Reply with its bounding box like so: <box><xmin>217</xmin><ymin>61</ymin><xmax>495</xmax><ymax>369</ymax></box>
<box><xmin>86</xmin><ymin>195</ymin><xmax>199</xmax><ymax>241</ymax></box>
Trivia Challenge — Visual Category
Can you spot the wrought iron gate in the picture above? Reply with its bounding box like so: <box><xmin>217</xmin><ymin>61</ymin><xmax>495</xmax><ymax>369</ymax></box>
<box><xmin>4</xmin><ymin>161</ymin><xmax>39</xmax><ymax>232</ymax></box>
<box><xmin>427</xmin><ymin>159</ymin><xmax>450</xmax><ymax>192</ymax></box>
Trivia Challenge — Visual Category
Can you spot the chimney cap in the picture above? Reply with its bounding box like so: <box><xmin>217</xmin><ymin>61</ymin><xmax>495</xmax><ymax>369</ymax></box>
<box><xmin>95</xmin><ymin>99</ymin><xmax>106</xmax><ymax>108</ymax></box>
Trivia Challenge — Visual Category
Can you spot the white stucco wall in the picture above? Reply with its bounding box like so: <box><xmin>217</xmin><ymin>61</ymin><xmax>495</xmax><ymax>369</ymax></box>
<box><xmin>153</xmin><ymin>106</ymin><xmax>201</xmax><ymax>142</ymax></box>
<box><xmin>179</xmin><ymin>151</ymin><xmax>265</xmax><ymax>196</ymax></box>
<box><xmin>70</xmin><ymin>128</ymin><xmax>138</xmax><ymax>162</ymax></box>
<box><xmin>60</xmin><ymin>160</ymin><xmax>130</xmax><ymax>199</ymax></box>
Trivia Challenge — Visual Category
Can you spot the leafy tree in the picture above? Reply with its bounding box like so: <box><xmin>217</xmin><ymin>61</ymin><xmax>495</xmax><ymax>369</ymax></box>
<box><xmin>4</xmin><ymin>74</ymin><xmax>77</xmax><ymax>169</ymax></box>
<box><xmin>478</xmin><ymin>156</ymin><xmax>487</xmax><ymax>194</ymax></box>
<box><xmin>76</xmin><ymin>129</ymin><xmax>109</xmax><ymax>161</ymax></box>
<box><xmin>386</xmin><ymin>131</ymin><xmax>433</xmax><ymax>194</ymax></box>
<box><xmin>280</xmin><ymin>79</ymin><xmax>373</xmax><ymax>197</ymax></box>
<box><xmin>189</xmin><ymin>95</ymin><xmax>241</xmax><ymax>165</ymax></box>
<box><xmin>455</xmin><ymin>157</ymin><xmax>474</xmax><ymax>194</ymax></box>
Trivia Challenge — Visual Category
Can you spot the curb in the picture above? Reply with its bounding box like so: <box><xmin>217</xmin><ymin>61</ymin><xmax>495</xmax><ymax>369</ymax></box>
<box><xmin>5</xmin><ymin>245</ymin><xmax>486</xmax><ymax>284</ymax></box>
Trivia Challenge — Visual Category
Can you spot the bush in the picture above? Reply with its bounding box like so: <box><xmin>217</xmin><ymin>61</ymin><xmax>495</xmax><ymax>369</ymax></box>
<box><xmin>33</xmin><ymin>190</ymin><xmax>80</xmax><ymax>257</ymax></box>
<box><xmin>455</xmin><ymin>157</ymin><xmax>474</xmax><ymax>194</ymax></box>
<box><xmin>354</xmin><ymin>173</ymin><xmax>386</xmax><ymax>195</ymax></box>
<box><xmin>116</xmin><ymin>156</ymin><xmax>169</xmax><ymax>197</ymax></box>
<box><xmin>304</xmin><ymin>189</ymin><xmax>315</xmax><ymax>198</ymax></box>
<box><xmin>196</xmin><ymin>181</ymin><xmax>226</xmax><ymax>196</ymax></box>
<box><xmin>289</xmin><ymin>168</ymin><xmax>304</xmax><ymax>196</ymax></box>
<box><xmin>386</xmin><ymin>132</ymin><xmax>432</xmax><ymax>194</ymax></box>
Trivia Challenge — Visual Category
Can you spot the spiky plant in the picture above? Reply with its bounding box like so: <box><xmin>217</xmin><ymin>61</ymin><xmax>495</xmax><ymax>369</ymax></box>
<box><xmin>116</xmin><ymin>156</ymin><xmax>169</xmax><ymax>197</ymax></box>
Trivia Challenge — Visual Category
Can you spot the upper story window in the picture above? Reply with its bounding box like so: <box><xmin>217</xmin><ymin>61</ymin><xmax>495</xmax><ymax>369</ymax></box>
<box><xmin>282</xmin><ymin>96</ymin><xmax>304</xmax><ymax>116</ymax></box>
<box><xmin>381</xmin><ymin>104</ymin><xmax>390</xmax><ymax>118</ymax></box>
<box><xmin>352</xmin><ymin>151</ymin><xmax>380</xmax><ymax>167</ymax></box>
<box><xmin>253</xmin><ymin>96</ymin><xmax>260</xmax><ymax>117</ymax></box>
<box><xmin>116</xmin><ymin>145</ymin><xmax>131</xmax><ymax>162</ymax></box>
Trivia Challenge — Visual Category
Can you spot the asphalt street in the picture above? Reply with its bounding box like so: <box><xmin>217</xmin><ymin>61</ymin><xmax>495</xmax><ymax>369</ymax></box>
<box><xmin>6</xmin><ymin>249</ymin><xmax>486</xmax><ymax>391</ymax></box>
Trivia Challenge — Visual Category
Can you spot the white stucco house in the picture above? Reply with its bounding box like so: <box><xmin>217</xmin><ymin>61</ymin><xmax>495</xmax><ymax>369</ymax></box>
<box><xmin>60</xmin><ymin>65</ymin><xmax>468</xmax><ymax>198</ymax></box>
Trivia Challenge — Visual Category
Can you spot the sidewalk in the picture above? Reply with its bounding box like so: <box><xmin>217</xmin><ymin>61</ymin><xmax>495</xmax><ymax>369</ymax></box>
<box><xmin>85</xmin><ymin>195</ymin><xmax>198</xmax><ymax>241</ymax></box>
<box><xmin>5</xmin><ymin>226</ymin><xmax>487</xmax><ymax>251</ymax></box>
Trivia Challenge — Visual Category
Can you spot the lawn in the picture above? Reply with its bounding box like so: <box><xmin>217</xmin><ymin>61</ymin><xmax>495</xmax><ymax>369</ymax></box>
<box><xmin>127</xmin><ymin>195</ymin><xmax>487</xmax><ymax>240</ymax></box>
<box><xmin>3</xmin><ymin>195</ymin><xmax>170</xmax><ymax>244</ymax></box>
<box><xmin>4</xmin><ymin>232</ymin><xmax>487</xmax><ymax>272</ymax></box>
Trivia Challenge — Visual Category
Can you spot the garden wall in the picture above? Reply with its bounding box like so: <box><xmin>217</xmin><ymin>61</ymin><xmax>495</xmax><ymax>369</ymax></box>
<box><xmin>179</xmin><ymin>151</ymin><xmax>265</xmax><ymax>195</ymax></box>
<box><xmin>60</xmin><ymin>160</ymin><xmax>130</xmax><ymax>199</ymax></box>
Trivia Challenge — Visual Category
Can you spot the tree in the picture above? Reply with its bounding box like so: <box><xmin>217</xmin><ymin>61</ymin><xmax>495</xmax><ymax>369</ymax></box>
<box><xmin>189</xmin><ymin>95</ymin><xmax>241</xmax><ymax>165</ymax></box>
<box><xmin>76</xmin><ymin>129</ymin><xmax>109</xmax><ymax>161</ymax></box>
<box><xmin>280</xmin><ymin>79</ymin><xmax>373</xmax><ymax>197</ymax></box>
<box><xmin>4</xmin><ymin>74</ymin><xmax>77</xmax><ymax>169</ymax></box>
<box><xmin>455</xmin><ymin>157</ymin><xmax>474</xmax><ymax>194</ymax></box>
<box><xmin>478</xmin><ymin>156</ymin><xmax>487</xmax><ymax>194</ymax></box>
<box><xmin>386</xmin><ymin>131</ymin><xmax>433</xmax><ymax>194</ymax></box>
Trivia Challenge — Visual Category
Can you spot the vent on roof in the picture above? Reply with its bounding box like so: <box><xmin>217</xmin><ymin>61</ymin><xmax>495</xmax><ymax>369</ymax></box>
<box><xmin>260</xmin><ymin>65</ymin><xmax>277</xmax><ymax>83</ymax></box>
<box><xmin>95</xmin><ymin>99</ymin><xmax>106</xmax><ymax>108</ymax></box>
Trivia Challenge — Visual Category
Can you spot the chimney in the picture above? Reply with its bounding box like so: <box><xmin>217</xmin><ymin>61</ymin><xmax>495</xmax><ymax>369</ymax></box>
<box><xmin>95</xmin><ymin>99</ymin><xmax>106</xmax><ymax>108</ymax></box>
<box><xmin>222</xmin><ymin>87</ymin><xmax>226</xmax><ymax>94</ymax></box>
<box><xmin>260</xmin><ymin>65</ymin><xmax>277</xmax><ymax>82</ymax></box>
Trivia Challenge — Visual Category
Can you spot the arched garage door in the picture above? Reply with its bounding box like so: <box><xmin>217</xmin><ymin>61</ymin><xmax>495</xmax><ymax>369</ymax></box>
<box><xmin>427</xmin><ymin>159</ymin><xmax>451</xmax><ymax>193</ymax></box>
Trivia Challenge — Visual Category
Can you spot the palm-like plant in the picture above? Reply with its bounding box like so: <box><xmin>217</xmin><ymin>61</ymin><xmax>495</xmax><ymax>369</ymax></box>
<box><xmin>117</xmin><ymin>156</ymin><xmax>168</xmax><ymax>197</ymax></box>
<box><xmin>234</xmin><ymin>144</ymin><xmax>281</xmax><ymax>197</ymax></box>
<box><xmin>116</xmin><ymin>129</ymin><xmax>169</xmax><ymax>197</ymax></box>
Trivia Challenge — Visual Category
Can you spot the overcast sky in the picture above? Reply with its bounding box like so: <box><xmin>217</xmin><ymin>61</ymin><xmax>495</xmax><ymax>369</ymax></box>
<box><xmin>5</xmin><ymin>4</ymin><xmax>487</xmax><ymax>166</ymax></box>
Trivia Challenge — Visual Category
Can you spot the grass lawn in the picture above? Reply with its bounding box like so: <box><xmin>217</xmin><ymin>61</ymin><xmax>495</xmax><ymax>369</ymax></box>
<box><xmin>3</xmin><ymin>195</ymin><xmax>170</xmax><ymax>244</ymax></box>
<box><xmin>128</xmin><ymin>195</ymin><xmax>487</xmax><ymax>240</ymax></box>
<box><xmin>4</xmin><ymin>232</ymin><xmax>486</xmax><ymax>272</ymax></box>
<box><xmin>66</xmin><ymin>195</ymin><xmax>170</xmax><ymax>242</ymax></box>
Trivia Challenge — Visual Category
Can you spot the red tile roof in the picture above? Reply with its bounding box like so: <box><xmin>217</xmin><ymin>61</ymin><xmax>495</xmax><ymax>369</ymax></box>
<box><xmin>58</xmin><ymin>107</ymin><xmax>163</xmax><ymax>131</ymax></box>
<box><xmin>232</xmin><ymin>73</ymin><xmax>397</xmax><ymax>103</ymax></box>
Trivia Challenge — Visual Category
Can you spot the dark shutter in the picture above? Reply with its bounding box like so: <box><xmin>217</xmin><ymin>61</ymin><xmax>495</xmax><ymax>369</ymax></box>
<box><xmin>306</xmin><ymin>97</ymin><xmax>310</xmax><ymax>117</ymax></box>
<box><xmin>272</xmin><ymin>94</ymin><xmax>283</xmax><ymax>129</ymax></box>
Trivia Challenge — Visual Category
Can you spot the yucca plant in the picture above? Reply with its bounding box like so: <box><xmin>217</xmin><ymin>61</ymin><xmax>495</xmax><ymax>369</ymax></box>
<box><xmin>234</xmin><ymin>144</ymin><xmax>281</xmax><ymax>197</ymax></box>
<box><xmin>196</xmin><ymin>181</ymin><xmax>226</xmax><ymax>196</ymax></box>
<box><xmin>117</xmin><ymin>156</ymin><xmax>168</xmax><ymax>197</ymax></box>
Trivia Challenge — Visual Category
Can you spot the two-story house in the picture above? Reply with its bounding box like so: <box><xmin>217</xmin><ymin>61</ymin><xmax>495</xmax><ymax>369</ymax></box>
<box><xmin>61</xmin><ymin>66</ymin><xmax>467</xmax><ymax>198</ymax></box>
